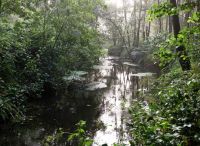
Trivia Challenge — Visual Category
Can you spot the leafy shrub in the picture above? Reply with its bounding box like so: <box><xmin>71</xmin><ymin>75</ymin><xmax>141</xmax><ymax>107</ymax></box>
<box><xmin>0</xmin><ymin>78</ymin><xmax>25</xmax><ymax>122</ymax></box>
<box><xmin>0</xmin><ymin>0</ymin><xmax>105</xmax><ymax>122</ymax></box>
<box><xmin>42</xmin><ymin>128</ymin><xmax>65</xmax><ymax>146</ymax></box>
<box><xmin>0</xmin><ymin>97</ymin><xmax>24</xmax><ymax>122</ymax></box>
<box><xmin>42</xmin><ymin>121</ymin><xmax>92</xmax><ymax>146</ymax></box>
<box><xmin>68</xmin><ymin>120</ymin><xmax>93</xmax><ymax>146</ymax></box>
<box><xmin>129</xmin><ymin>70</ymin><xmax>200</xmax><ymax>146</ymax></box>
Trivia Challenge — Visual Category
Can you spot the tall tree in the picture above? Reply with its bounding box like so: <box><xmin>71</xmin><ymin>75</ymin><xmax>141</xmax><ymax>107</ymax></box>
<box><xmin>157</xmin><ymin>0</ymin><xmax>163</xmax><ymax>32</ymax></box>
<box><xmin>132</xmin><ymin>0</ymin><xmax>137</xmax><ymax>47</ymax></box>
<box><xmin>123</xmin><ymin>0</ymin><xmax>131</xmax><ymax>48</ymax></box>
<box><xmin>170</xmin><ymin>0</ymin><xmax>191</xmax><ymax>71</ymax></box>
<box><xmin>136</xmin><ymin>0</ymin><xmax>142</xmax><ymax>47</ymax></box>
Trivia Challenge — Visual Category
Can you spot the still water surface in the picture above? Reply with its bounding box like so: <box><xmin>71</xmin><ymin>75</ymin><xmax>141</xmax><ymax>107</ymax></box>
<box><xmin>0</xmin><ymin>56</ymin><xmax>153</xmax><ymax>146</ymax></box>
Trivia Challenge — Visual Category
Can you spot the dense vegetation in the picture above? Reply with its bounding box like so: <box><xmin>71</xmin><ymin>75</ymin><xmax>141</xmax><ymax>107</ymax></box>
<box><xmin>129</xmin><ymin>0</ymin><xmax>200</xmax><ymax>145</ymax></box>
<box><xmin>0</xmin><ymin>0</ymin><xmax>200</xmax><ymax>146</ymax></box>
<box><xmin>0</xmin><ymin>0</ymin><xmax>104</xmax><ymax>122</ymax></box>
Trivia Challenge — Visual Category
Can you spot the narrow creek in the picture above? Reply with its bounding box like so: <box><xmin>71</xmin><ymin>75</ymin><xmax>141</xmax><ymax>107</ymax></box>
<box><xmin>0</xmin><ymin>56</ymin><xmax>155</xmax><ymax>146</ymax></box>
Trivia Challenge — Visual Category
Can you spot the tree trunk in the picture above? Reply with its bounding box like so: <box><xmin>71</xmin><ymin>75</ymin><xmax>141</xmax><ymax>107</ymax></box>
<box><xmin>170</xmin><ymin>0</ymin><xmax>191</xmax><ymax>71</ymax></box>
<box><xmin>142</xmin><ymin>15</ymin><xmax>146</xmax><ymax>41</ymax></box>
<box><xmin>146</xmin><ymin>21</ymin><xmax>151</xmax><ymax>38</ymax></box>
<box><xmin>136</xmin><ymin>1</ymin><xmax>142</xmax><ymax>47</ymax></box>
<box><xmin>183</xmin><ymin>0</ymin><xmax>191</xmax><ymax>28</ymax></box>
<box><xmin>166</xmin><ymin>16</ymin><xmax>169</xmax><ymax>32</ymax></box>
<box><xmin>0</xmin><ymin>0</ymin><xmax>2</xmax><ymax>14</ymax></box>
<box><xmin>132</xmin><ymin>0</ymin><xmax>137</xmax><ymax>47</ymax></box>
<box><xmin>113</xmin><ymin>35</ymin><xmax>116</xmax><ymax>46</ymax></box>
<box><xmin>169</xmin><ymin>16</ymin><xmax>173</xmax><ymax>33</ymax></box>
<box><xmin>197</xmin><ymin>0</ymin><xmax>200</xmax><ymax>12</ymax></box>
<box><xmin>158</xmin><ymin>0</ymin><xmax>162</xmax><ymax>32</ymax></box>
<box><xmin>122</xmin><ymin>0</ymin><xmax>131</xmax><ymax>48</ymax></box>
<box><xmin>142</xmin><ymin>0</ymin><xmax>148</xmax><ymax>41</ymax></box>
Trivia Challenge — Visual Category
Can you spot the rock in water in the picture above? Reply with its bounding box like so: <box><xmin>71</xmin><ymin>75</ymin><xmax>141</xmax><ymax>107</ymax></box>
<box><xmin>85</xmin><ymin>82</ymin><xmax>107</xmax><ymax>91</ymax></box>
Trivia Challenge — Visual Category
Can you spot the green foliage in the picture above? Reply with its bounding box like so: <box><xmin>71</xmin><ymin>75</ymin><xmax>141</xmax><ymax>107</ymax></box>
<box><xmin>68</xmin><ymin>120</ymin><xmax>93</xmax><ymax>146</ymax></box>
<box><xmin>130</xmin><ymin>1</ymin><xmax>200</xmax><ymax>145</ymax></box>
<box><xmin>0</xmin><ymin>97</ymin><xmax>24</xmax><ymax>122</ymax></box>
<box><xmin>0</xmin><ymin>0</ymin><xmax>105</xmax><ymax>122</ymax></box>
<box><xmin>144</xmin><ymin>25</ymin><xmax>200</xmax><ymax>70</ymax></box>
<box><xmin>129</xmin><ymin>70</ymin><xmax>200</xmax><ymax>145</ymax></box>
<box><xmin>148</xmin><ymin>1</ymin><xmax>197</xmax><ymax>20</ymax></box>
<box><xmin>178</xmin><ymin>26</ymin><xmax>200</xmax><ymax>62</ymax></box>
<box><xmin>188</xmin><ymin>12</ymin><xmax>200</xmax><ymax>24</ymax></box>
<box><xmin>0</xmin><ymin>77</ymin><xmax>26</xmax><ymax>122</ymax></box>
<box><xmin>41</xmin><ymin>121</ymin><xmax>93</xmax><ymax>146</ymax></box>
<box><xmin>147</xmin><ymin>2</ymin><xmax>174</xmax><ymax>20</ymax></box>
<box><xmin>42</xmin><ymin>128</ymin><xmax>65</xmax><ymax>146</ymax></box>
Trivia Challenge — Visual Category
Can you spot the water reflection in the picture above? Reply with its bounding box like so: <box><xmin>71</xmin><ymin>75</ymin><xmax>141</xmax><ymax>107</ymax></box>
<box><xmin>0</xmin><ymin>56</ymin><xmax>155</xmax><ymax>146</ymax></box>
<box><xmin>92</xmin><ymin>57</ymin><xmax>155</xmax><ymax>145</ymax></box>
<box><xmin>93</xmin><ymin>57</ymin><xmax>135</xmax><ymax>146</ymax></box>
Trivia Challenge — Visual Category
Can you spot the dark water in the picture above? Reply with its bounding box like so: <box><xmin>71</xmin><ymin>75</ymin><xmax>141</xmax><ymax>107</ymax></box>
<box><xmin>0</xmin><ymin>56</ymin><xmax>155</xmax><ymax>146</ymax></box>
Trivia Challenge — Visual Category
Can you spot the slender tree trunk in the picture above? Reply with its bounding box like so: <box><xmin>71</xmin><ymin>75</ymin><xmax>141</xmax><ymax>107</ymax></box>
<box><xmin>146</xmin><ymin>21</ymin><xmax>151</xmax><ymax>38</ymax></box>
<box><xmin>158</xmin><ymin>0</ymin><xmax>162</xmax><ymax>32</ymax></box>
<box><xmin>170</xmin><ymin>0</ymin><xmax>191</xmax><ymax>71</ymax></box>
<box><xmin>113</xmin><ymin>33</ymin><xmax>116</xmax><ymax>46</ymax></box>
<box><xmin>136</xmin><ymin>1</ymin><xmax>142</xmax><ymax>47</ymax></box>
<box><xmin>185</xmin><ymin>14</ymin><xmax>190</xmax><ymax>27</ymax></box>
<box><xmin>133</xmin><ymin>0</ymin><xmax>137</xmax><ymax>47</ymax></box>
<box><xmin>0</xmin><ymin>0</ymin><xmax>2</xmax><ymax>14</ymax></box>
<box><xmin>166</xmin><ymin>16</ymin><xmax>169</xmax><ymax>32</ymax></box>
<box><xmin>43</xmin><ymin>0</ymin><xmax>48</xmax><ymax>47</ymax></box>
<box><xmin>142</xmin><ymin>27</ymin><xmax>145</xmax><ymax>41</ymax></box>
<box><xmin>167</xmin><ymin>0</ymin><xmax>173</xmax><ymax>33</ymax></box>
<box><xmin>142</xmin><ymin>1</ymin><xmax>148</xmax><ymax>41</ymax></box>
<box><xmin>123</xmin><ymin>0</ymin><xmax>131</xmax><ymax>48</ymax></box>
<box><xmin>142</xmin><ymin>16</ymin><xmax>146</xmax><ymax>41</ymax></box>
<box><xmin>136</xmin><ymin>16</ymin><xmax>141</xmax><ymax>47</ymax></box>
<box><xmin>197</xmin><ymin>0</ymin><xmax>200</xmax><ymax>12</ymax></box>
<box><xmin>114</xmin><ymin>9</ymin><xmax>118</xmax><ymax>45</ymax></box>
<box><xmin>169</xmin><ymin>16</ymin><xmax>173</xmax><ymax>33</ymax></box>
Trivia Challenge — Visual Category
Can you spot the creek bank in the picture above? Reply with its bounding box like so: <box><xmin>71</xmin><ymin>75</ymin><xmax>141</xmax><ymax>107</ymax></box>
<box><xmin>0</xmin><ymin>56</ymin><xmax>157</xmax><ymax>146</ymax></box>
<box><xmin>108</xmin><ymin>46</ymin><xmax>160</xmax><ymax>74</ymax></box>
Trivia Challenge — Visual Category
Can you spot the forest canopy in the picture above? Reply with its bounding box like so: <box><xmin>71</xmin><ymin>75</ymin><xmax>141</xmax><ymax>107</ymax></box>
<box><xmin>0</xmin><ymin>0</ymin><xmax>105</xmax><ymax>122</ymax></box>
<box><xmin>0</xmin><ymin>0</ymin><xmax>200</xmax><ymax>146</ymax></box>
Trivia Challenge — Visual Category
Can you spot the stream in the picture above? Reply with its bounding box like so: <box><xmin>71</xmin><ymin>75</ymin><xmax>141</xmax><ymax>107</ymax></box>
<box><xmin>0</xmin><ymin>56</ymin><xmax>155</xmax><ymax>146</ymax></box>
